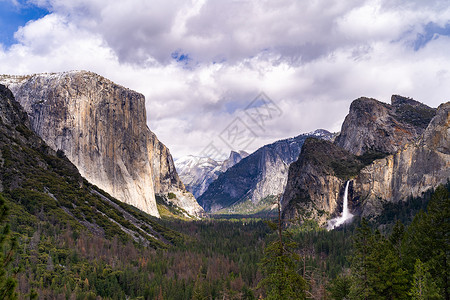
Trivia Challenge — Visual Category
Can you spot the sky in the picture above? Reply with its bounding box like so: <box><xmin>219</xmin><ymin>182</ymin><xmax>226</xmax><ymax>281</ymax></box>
<box><xmin>0</xmin><ymin>0</ymin><xmax>449</xmax><ymax>160</ymax></box>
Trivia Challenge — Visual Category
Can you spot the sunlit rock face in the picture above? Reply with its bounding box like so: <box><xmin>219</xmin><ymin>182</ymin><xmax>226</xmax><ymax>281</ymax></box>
<box><xmin>1</xmin><ymin>71</ymin><xmax>203</xmax><ymax>217</ymax></box>
<box><xmin>282</xmin><ymin>96</ymin><xmax>448</xmax><ymax>226</ymax></box>
<box><xmin>335</xmin><ymin>96</ymin><xmax>436</xmax><ymax>155</ymax></box>
<box><xmin>353</xmin><ymin>101</ymin><xmax>450</xmax><ymax>217</ymax></box>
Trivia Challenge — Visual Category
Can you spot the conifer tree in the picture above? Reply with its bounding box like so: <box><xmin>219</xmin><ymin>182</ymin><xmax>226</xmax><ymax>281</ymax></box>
<box><xmin>409</xmin><ymin>259</ymin><xmax>441</xmax><ymax>300</ymax></box>
<box><xmin>349</xmin><ymin>219</ymin><xmax>409</xmax><ymax>299</ymax></box>
<box><xmin>0</xmin><ymin>194</ymin><xmax>17</xmax><ymax>300</ymax></box>
<box><xmin>403</xmin><ymin>185</ymin><xmax>449</xmax><ymax>300</ymax></box>
<box><xmin>258</xmin><ymin>198</ymin><xmax>306</xmax><ymax>300</ymax></box>
<box><xmin>328</xmin><ymin>274</ymin><xmax>351</xmax><ymax>300</ymax></box>
<box><xmin>349</xmin><ymin>218</ymin><xmax>375</xmax><ymax>300</ymax></box>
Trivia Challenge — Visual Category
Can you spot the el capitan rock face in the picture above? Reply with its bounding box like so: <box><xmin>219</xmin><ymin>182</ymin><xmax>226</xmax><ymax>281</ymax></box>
<box><xmin>0</xmin><ymin>71</ymin><xmax>203</xmax><ymax>217</ymax></box>
<box><xmin>282</xmin><ymin>96</ymin><xmax>448</xmax><ymax>226</ymax></box>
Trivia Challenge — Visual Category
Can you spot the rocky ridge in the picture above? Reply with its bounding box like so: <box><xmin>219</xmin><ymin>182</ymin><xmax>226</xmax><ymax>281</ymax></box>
<box><xmin>0</xmin><ymin>71</ymin><xmax>203</xmax><ymax>217</ymax></box>
<box><xmin>334</xmin><ymin>95</ymin><xmax>436</xmax><ymax>155</ymax></box>
<box><xmin>282</xmin><ymin>138</ymin><xmax>361</xmax><ymax>224</ymax></box>
<box><xmin>282</xmin><ymin>96</ymin><xmax>448</xmax><ymax>226</ymax></box>
<box><xmin>353</xmin><ymin>101</ymin><xmax>449</xmax><ymax>217</ymax></box>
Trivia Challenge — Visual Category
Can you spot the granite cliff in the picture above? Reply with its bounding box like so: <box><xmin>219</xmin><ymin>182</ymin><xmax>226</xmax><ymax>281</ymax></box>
<box><xmin>0</xmin><ymin>83</ymin><xmax>178</xmax><ymax>246</ymax></box>
<box><xmin>282</xmin><ymin>96</ymin><xmax>448</xmax><ymax>226</ymax></box>
<box><xmin>335</xmin><ymin>95</ymin><xmax>436</xmax><ymax>155</ymax></box>
<box><xmin>282</xmin><ymin>138</ymin><xmax>362</xmax><ymax>224</ymax></box>
<box><xmin>0</xmin><ymin>71</ymin><xmax>203</xmax><ymax>217</ymax></box>
<box><xmin>353</xmin><ymin>101</ymin><xmax>450</xmax><ymax>217</ymax></box>
<box><xmin>198</xmin><ymin>130</ymin><xmax>333</xmax><ymax>213</ymax></box>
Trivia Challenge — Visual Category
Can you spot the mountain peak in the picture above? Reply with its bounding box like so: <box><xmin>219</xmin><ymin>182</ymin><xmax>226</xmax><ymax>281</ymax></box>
<box><xmin>335</xmin><ymin>95</ymin><xmax>436</xmax><ymax>155</ymax></box>
<box><xmin>176</xmin><ymin>150</ymin><xmax>249</xmax><ymax>198</ymax></box>
<box><xmin>0</xmin><ymin>72</ymin><xmax>203</xmax><ymax>218</ymax></box>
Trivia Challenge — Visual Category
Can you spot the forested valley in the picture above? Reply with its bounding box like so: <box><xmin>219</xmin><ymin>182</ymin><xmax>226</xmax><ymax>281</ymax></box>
<box><xmin>1</xmin><ymin>181</ymin><xmax>448</xmax><ymax>299</ymax></box>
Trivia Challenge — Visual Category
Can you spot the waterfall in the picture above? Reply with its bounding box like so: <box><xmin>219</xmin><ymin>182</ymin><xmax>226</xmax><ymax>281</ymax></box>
<box><xmin>327</xmin><ymin>181</ymin><xmax>354</xmax><ymax>230</ymax></box>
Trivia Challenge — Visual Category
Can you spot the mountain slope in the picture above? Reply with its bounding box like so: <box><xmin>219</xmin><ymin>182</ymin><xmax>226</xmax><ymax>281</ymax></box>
<box><xmin>0</xmin><ymin>71</ymin><xmax>203</xmax><ymax>218</ymax></box>
<box><xmin>176</xmin><ymin>150</ymin><xmax>248</xmax><ymax>198</ymax></box>
<box><xmin>198</xmin><ymin>130</ymin><xmax>333</xmax><ymax>213</ymax></box>
<box><xmin>0</xmin><ymin>83</ymin><xmax>179</xmax><ymax>247</ymax></box>
<box><xmin>282</xmin><ymin>96</ymin><xmax>448</xmax><ymax>225</ymax></box>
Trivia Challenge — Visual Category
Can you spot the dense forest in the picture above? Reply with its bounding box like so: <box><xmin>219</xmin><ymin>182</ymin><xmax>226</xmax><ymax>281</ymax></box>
<box><xmin>1</xmin><ymin>180</ymin><xmax>448</xmax><ymax>299</ymax></box>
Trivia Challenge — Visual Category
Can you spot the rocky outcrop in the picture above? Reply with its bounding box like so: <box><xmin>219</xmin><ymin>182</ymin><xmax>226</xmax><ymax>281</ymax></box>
<box><xmin>353</xmin><ymin>102</ymin><xmax>450</xmax><ymax>217</ymax></box>
<box><xmin>281</xmin><ymin>138</ymin><xmax>361</xmax><ymax>224</ymax></box>
<box><xmin>0</xmin><ymin>71</ymin><xmax>203</xmax><ymax>217</ymax></box>
<box><xmin>0</xmin><ymin>84</ymin><xmax>178</xmax><ymax>245</ymax></box>
<box><xmin>198</xmin><ymin>130</ymin><xmax>333</xmax><ymax>213</ymax></box>
<box><xmin>176</xmin><ymin>150</ymin><xmax>248</xmax><ymax>198</ymax></box>
<box><xmin>335</xmin><ymin>96</ymin><xmax>436</xmax><ymax>155</ymax></box>
<box><xmin>282</xmin><ymin>96</ymin><xmax>447</xmax><ymax>226</ymax></box>
<box><xmin>221</xmin><ymin>151</ymin><xmax>249</xmax><ymax>172</ymax></box>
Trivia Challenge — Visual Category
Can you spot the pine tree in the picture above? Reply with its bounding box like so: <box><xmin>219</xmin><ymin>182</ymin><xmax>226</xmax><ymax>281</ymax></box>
<box><xmin>349</xmin><ymin>219</ymin><xmax>374</xmax><ymax>300</ymax></box>
<box><xmin>0</xmin><ymin>194</ymin><xmax>17</xmax><ymax>300</ymax></box>
<box><xmin>328</xmin><ymin>274</ymin><xmax>351</xmax><ymax>300</ymax></box>
<box><xmin>349</xmin><ymin>219</ymin><xmax>409</xmax><ymax>299</ymax></box>
<box><xmin>403</xmin><ymin>185</ymin><xmax>449</xmax><ymax>299</ymax></box>
<box><xmin>389</xmin><ymin>220</ymin><xmax>405</xmax><ymax>259</ymax></box>
<box><xmin>258</xmin><ymin>199</ymin><xmax>307</xmax><ymax>300</ymax></box>
<box><xmin>409</xmin><ymin>259</ymin><xmax>441</xmax><ymax>300</ymax></box>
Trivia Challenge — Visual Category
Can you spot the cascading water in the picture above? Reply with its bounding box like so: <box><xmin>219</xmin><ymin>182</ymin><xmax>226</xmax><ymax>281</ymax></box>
<box><xmin>327</xmin><ymin>181</ymin><xmax>354</xmax><ymax>230</ymax></box>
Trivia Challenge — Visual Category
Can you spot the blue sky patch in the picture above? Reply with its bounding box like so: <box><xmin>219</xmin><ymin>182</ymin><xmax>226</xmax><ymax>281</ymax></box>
<box><xmin>414</xmin><ymin>22</ymin><xmax>450</xmax><ymax>50</ymax></box>
<box><xmin>171</xmin><ymin>50</ymin><xmax>191</xmax><ymax>64</ymax></box>
<box><xmin>0</xmin><ymin>0</ymin><xmax>49</xmax><ymax>47</ymax></box>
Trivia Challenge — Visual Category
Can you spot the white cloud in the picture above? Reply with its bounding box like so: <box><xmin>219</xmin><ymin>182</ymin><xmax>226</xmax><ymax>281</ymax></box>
<box><xmin>0</xmin><ymin>0</ymin><xmax>449</xmax><ymax>159</ymax></box>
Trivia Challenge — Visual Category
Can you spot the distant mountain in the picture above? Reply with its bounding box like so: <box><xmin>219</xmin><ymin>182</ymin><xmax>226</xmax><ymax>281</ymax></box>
<box><xmin>0</xmin><ymin>71</ymin><xmax>203</xmax><ymax>218</ymax></box>
<box><xmin>282</xmin><ymin>96</ymin><xmax>449</xmax><ymax>226</ymax></box>
<box><xmin>176</xmin><ymin>150</ymin><xmax>248</xmax><ymax>198</ymax></box>
<box><xmin>198</xmin><ymin>130</ymin><xmax>333</xmax><ymax>213</ymax></box>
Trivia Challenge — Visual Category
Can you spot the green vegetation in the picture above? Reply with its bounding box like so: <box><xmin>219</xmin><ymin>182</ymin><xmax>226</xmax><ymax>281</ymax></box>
<box><xmin>1</xmin><ymin>89</ymin><xmax>448</xmax><ymax>298</ymax></box>
<box><xmin>330</xmin><ymin>159</ymin><xmax>364</xmax><ymax>180</ymax></box>
<box><xmin>4</xmin><ymin>177</ymin><xmax>448</xmax><ymax>299</ymax></box>
<box><xmin>338</xmin><ymin>184</ymin><xmax>449</xmax><ymax>300</ymax></box>
<box><xmin>0</xmin><ymin>195</ymin><xmax>18</xmax><ymax>300</ymax></box>
<box><xmin>395</xmin><ymin>103</ymin><xmax>437</xmax><ymax>129</ymax></box>
<box><xmin>215</xmin><ymin>195</ymin><xmax>277</xmax><ymax>216</ymax></box>
<box><xmin>156</xmin><ymin>194</ymin><xmax>192</xmax><ymax>220</ymax></box>
<box><xmin>356</xmin><ymin>149</ymin><xmax>389</xmax><ymax>166</ymax></box>
<box><xmin>299</xmin><ymin>138</ymin><xmax>390</xmax><ymax>181</ymax></box>
<box><xmin>258</xmin><ymin>202</ymin><xmax>307</xmax><ymax>299</ymax></box>
<box><xmin>330</xmin><ymin>150</ymin><xmax>389</xmax><ymax>179</ymax></box>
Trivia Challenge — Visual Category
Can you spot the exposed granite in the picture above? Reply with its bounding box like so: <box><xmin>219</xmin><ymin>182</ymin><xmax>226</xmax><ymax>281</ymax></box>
<box><xmin>335</xmin><ymin>96</ymin><xmax>436</xmax><ymax>155</ymax></box>
<box><xmin>0</xmin><ymin>71</ymin><xmax>203</xmax><ymax>217</ymax></box>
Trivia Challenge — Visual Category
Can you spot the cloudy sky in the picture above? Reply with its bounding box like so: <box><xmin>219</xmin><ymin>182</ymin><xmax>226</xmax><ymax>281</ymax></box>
<box><xmin>1</xmin><ymin>0</ymin><xmax>449</xmax><ymax>159</ymax></box>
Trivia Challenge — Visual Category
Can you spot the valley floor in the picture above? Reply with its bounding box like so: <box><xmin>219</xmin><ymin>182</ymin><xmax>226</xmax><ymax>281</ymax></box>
<box><xmin>1</xmin><ymin>182</ymin><xmax>448</xmax><ymax>299</ymax></box>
